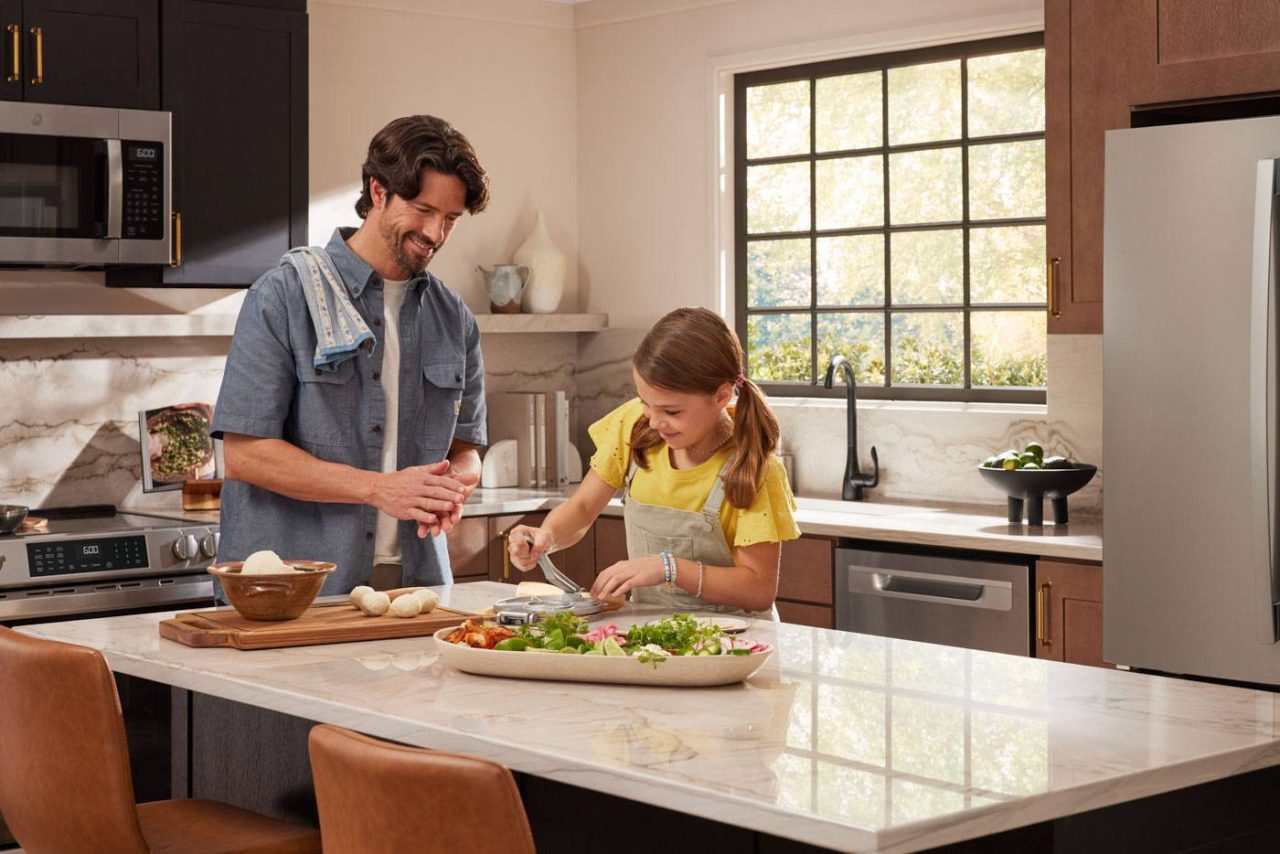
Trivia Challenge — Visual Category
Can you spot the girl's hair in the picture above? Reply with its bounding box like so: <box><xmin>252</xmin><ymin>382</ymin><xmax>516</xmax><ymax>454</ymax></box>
<box><xmin>629</xmin><ymin>307</ymin><xmax>779</xmax><ymax>509</ymax></box>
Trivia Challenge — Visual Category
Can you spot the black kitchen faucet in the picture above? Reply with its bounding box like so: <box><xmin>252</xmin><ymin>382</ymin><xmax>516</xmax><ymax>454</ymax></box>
<box><xmin>823</xmin><ymin>354</ymin><xmax>879</xmax><ymax>501</ymax></box>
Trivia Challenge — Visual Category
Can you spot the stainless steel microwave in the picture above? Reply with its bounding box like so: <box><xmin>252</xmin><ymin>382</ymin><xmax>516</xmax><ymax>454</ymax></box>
<box><xmin>0</xmin><ymin>102</ymin><xmax>170</xmax><ymax>266</ymax></box>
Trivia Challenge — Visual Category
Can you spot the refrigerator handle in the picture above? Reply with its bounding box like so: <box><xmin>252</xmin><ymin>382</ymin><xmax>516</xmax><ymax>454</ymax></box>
<box><xmin>1248</xmin><ymin>158</ymin><xmax>1280</xmax><ymax>644</ymax></box>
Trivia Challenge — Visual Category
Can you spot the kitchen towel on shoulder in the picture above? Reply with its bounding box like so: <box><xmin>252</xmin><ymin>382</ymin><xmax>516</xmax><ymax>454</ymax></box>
<box><xmin>282</xmin><ymin>246</ymin><xmax>376</xmax><ymax>372</ymax></box>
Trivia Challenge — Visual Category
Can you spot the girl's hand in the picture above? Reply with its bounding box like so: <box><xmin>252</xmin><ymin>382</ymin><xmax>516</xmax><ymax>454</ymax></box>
<box><xmin>507</xmin><ymin>525</ymin><xmax>554</xmax><ymax>572</ymax></box>
<box><xmin>590</xmin><ymin>556</ymin><xmax>666</xmax><ymax>600</ymax></box>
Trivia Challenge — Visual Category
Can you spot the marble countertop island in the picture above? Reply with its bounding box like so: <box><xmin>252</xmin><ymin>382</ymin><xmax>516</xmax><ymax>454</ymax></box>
<box><xmin>20</xmin><ymin>583</ymin><xmax>1273</xmax><ymax>852</ymax></box>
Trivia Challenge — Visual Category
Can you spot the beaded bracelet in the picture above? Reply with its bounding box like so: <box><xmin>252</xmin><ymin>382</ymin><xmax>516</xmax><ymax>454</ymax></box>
<box><xmin>659</xmin><ymin>551</ymin><xmax>677</xmax><ymax>591</ymax></box>
<box><xmin>694</xmin><ymin>560</ymin><xmax>706</xmax><ymax>598</ymax></box>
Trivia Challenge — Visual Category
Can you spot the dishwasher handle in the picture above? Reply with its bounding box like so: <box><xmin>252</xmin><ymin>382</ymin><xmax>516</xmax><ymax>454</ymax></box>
<box><xmin>845</xmin><ymin>564</ymin><xmax>1013</xmax><ymax>612</ymax></box>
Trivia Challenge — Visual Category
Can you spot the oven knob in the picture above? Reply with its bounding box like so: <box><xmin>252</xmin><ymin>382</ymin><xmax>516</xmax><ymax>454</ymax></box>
<box><xmin>200</xmin><ymin>532</ymin><xmax>220</xmax><ymax>559</ymax></box>
<box><xmin>172</xmin><ymin>534</ymin><xmax>198</xmax><ymax>561</ymax></box>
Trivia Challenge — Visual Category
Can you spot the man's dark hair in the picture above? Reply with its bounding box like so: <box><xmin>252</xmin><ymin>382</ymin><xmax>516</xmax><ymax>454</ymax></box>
<box><xmin>355</xmin><ymin>115</ymin><xmax>489</xmax><ymax>218</ymax></box>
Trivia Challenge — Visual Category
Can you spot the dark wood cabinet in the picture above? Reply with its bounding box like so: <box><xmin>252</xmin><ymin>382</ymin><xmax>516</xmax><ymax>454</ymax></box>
<box><xmin>110</xmin><ymin>0</ymin><xmax>306</xmax><ymax>287</ymax></box>
<box><xmin>593</xmin><ymin>516</ymin><xmax>628</xmax><ymax>574</ymax></box>
<box><xmin>776</xmin><ymin>535</ymin><xmax>835</xmax><ymax>628</ymax></box>
<box><xmin>486</xmin><ymin>512</ymin><xmax>597</xmax><ymax>590</ymax></box>
<box><xmin>0</xmin><ymin>0</ymin><xmax>158</xmax><ymax>108</ymax></box>
<box><xmin>446</xmin><ymin>516</ymin><xmax>490</xmax><ymax>582</ymax></box>
<box><xmin>1035</xmin><ymin>559</ymin><xmax>1109</xmax><ymax>668</ymax></box>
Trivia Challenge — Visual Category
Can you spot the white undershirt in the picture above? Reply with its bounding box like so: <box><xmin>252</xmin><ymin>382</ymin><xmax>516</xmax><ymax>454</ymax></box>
<box><xmin>373</xmin><ymin>278</ymin><xmax>410</xmax><ymax>566</ymax></box>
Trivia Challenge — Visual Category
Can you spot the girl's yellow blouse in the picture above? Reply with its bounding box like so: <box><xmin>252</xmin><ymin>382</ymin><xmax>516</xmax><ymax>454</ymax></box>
<box><xmin>588</xmin><ymin>398</ymin><xmax>800</xmax><ymax>548</ymax></box>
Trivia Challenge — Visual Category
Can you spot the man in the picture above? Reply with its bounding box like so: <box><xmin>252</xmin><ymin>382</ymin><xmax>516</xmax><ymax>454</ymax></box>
<box><xmin>211</xmin><ymin>115</ymin><xmax>490</xmax><ymax>593</ymax></box>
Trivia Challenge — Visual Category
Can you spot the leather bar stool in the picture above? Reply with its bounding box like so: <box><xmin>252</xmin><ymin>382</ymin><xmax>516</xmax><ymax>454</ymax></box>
<box><xmin>0</xmin><ymin>627</ymin><xmax>320</xmax><ymax>854</ymax></box>
<box><xmin>308</xmin><ymin>724</ymin><xmax>536</xmax><ymax>853</ymax></box>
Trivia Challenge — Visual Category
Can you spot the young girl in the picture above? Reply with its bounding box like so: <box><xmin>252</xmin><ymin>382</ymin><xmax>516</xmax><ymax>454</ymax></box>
<box><xmin>507</xmin><ymin>306</ymin><xmax>799</xmax><ymax>615</ymax></box>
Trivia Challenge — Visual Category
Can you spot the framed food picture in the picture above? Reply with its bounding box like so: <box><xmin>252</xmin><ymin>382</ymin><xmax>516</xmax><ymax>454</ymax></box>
<box><xmin>139</xmin><ymin>402</ymin><xmax>219</xmax><ymax>492</ymax></box>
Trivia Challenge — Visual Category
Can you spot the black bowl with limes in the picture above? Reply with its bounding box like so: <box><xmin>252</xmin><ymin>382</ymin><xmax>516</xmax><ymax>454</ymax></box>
<box><xmin>978</xmin><ymin>463</ymin><xmax>1097</xmax><ymax>525</ymax></box>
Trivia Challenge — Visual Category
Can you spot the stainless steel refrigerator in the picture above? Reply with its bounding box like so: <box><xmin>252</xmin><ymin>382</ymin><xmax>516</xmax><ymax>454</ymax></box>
<box><xmin>1104</xmin><ymin>115</ymin><xmax>1280</xmax><ymax>687</ymax></box>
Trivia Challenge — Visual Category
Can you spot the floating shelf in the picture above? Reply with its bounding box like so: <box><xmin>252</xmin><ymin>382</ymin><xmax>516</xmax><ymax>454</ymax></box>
<box><xmin>0</xmin><ymin>314</ymin><xmax>239</xmax><ymax>339</ymax></box>
<box><xmin>475</xmin><ymin>313</ymin><xmax>607</xmax><ymax>334</ymax></box>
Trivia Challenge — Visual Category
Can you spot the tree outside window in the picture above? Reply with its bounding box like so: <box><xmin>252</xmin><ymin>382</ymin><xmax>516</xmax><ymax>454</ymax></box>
<box><xmin>735</xmin><ymin>34</ymin><xmax>1047</xmax><ymax>403</ymax></box>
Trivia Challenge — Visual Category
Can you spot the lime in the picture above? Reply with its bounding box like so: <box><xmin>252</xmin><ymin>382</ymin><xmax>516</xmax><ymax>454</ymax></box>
<box><xmin>1022</xmin><ymin>462</ymin><xmax>1041</xmax><ymax>470</ymax></box>
<box><xmin>602</xmin><ymin>637</ymin><xmax>628</xmax><ymax>657</ymax></box>
<box><xmin>1018</xmin><ymin>452</ymin><xmax>1039</xmax><ymax>466</ymax></box>
<box><xmin>982</xmin><ymin>456</ymin><xmax>998</xmax><ymax>468</ymax></box>
<box><xmin>1001</xmin><ymin>458</ymin><xmax>1020</xmax><ymax>470</ymax></box>
<box><xmin>1023</xmin><ymin>441</ymin><xmax>1044</xmax><ymax>461</ymax></box>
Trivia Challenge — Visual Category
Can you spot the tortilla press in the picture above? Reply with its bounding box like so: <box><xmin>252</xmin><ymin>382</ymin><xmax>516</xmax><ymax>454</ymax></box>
<box><xmin>492</xmin><ymin>594</ymin><xmax>613</xmax><ymax>626</ymax></box>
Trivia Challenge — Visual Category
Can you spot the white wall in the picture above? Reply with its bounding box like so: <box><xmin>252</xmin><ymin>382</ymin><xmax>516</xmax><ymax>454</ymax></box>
<box><xmin>309</xmin><ymin>0</ymin><xmax>580</xmax><ymax>314</ymax></box>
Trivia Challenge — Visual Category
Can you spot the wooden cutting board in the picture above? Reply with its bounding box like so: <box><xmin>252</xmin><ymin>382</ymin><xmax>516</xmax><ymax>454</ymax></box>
<box><xmin>159</xmin><ymin>602</ymin><xmax>477</xmax><ymax>650</ymax></box>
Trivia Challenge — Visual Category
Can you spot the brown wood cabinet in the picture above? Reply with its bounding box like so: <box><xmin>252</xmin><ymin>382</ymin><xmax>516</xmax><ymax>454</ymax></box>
<box><xmin>776</xmin><ymin>535</ymin><xmax>835</xmax><ymax>628</ymax></box>
<box><xmin>1035</xmin><ymin>559</ymin><xmax>1110</xmax><ymax>668</ymax></box>
<box><xmin>1127</xmin><ymin>0</ymin><xmax>1280</xmax><ymax>105</ymax></box>
<box><xmin>593</xmin><ymin>515</ymin><xmax>628</xmax><ymax>572</ymax></box>
<box><xmin>1045</xmin><ymin>0</ymin><xmax>1137</xmax><ymax>334</ymax></box>
<box><xmin>485</xmin><ymin>512</ymin><xmax>596</xmax><ymax>590</ymax></box>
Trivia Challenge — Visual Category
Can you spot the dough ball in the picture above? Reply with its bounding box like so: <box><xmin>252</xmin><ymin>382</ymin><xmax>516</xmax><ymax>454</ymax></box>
<box><xmin>241</xmin><ymin>549</ymin><xmax>290</xmax><ymax>574</ymax></box>
<box><xmin>412</xmin><ymin>589</ymin><xmax>439</xmax><ymax>612</ymax></box>
<box><xmin>358</xmin><ymin>591</ymin><xmax>390</xmax><ymax>616</ymax></box>
<box><xmin>348</xmin><ymin>585</ymin><xmax>374</xmax><ymax>608</ymax></box>
<box><xmin>389</xmin><ymin>595</ymin><xmax>422</xmax><ymax>618</ymax></box>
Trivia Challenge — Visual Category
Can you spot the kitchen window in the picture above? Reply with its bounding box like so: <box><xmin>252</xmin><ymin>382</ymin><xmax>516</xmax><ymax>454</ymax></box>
<box><xmin>734</xmin><ymin>33</ymin><xmax>1046</xmax><ymax>403</ymax></box>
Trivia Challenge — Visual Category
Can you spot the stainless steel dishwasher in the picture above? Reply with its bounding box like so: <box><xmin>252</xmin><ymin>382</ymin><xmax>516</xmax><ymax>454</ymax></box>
<box><xmin>834</xmin><ymin>542</ymin><xmax>1033</xmax><ymax>655</ymax></box>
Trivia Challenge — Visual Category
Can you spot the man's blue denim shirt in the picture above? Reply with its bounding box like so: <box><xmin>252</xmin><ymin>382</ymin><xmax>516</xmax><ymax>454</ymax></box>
<box><xmin>212</xmin><ymin>228</ymin><xmax>487</xmax><ymax>593</ymax></box>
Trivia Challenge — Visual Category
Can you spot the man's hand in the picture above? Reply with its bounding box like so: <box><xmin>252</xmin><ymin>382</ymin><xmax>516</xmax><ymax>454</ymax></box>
<box><xmin>373</xmin><ymin>461</ymin><xmax>469</xmax><ymax>539</ymax></box>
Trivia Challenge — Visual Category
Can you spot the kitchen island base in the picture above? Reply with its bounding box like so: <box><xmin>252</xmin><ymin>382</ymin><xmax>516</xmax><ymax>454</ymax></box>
<box><xmin>174</xmin><ymin>688</ymin><xmax>1280</xmax><ymax>854</ymax></box>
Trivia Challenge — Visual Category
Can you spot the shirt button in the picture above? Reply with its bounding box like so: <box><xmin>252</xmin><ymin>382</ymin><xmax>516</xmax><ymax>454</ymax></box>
<box><xmin>372</xmin><ymin>371</ymin><xmax>381</xmax><ymax>381</ymax></box>
<box><xmin>372</xmin><ymin>424</ymin><xmax>382</xmax><ymax>433</ymax></box>
<box><xmin>372</xmin><ymin>318</ymin><xmax>382</xmax><ymax>328</ymax></box>
<box><xmin>366</xmin><ymin>532</ymin><xmax>374</xmax><ymax>540</ymax></box>
<box><xmin>455</xmin><ymin>373</ymin><xmax>462</xmax><ymax>382</ymax></box>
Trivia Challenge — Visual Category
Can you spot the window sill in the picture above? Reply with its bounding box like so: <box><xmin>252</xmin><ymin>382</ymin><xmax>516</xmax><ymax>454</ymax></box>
<box><xmin>768</xmin><ymin>395</ymin><xmax>1048</xmax><ymax>417</ymax></box>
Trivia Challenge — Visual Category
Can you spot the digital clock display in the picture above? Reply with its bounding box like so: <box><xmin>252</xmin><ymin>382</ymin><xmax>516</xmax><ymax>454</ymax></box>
<box><xmin>28</xmin><ymin>535</ymin><xmax>148</xmax><ymax>577</ymax></box>
<box><xmin>131</xmin><ymin>144</ymin><xmax>158</xmax><ymax>161</ymax></box>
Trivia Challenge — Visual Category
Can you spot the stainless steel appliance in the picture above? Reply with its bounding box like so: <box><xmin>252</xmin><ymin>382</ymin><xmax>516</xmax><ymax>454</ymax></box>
<box><xmin>835</xmin><ymin>543</ymin><xmax>1032</xmax><ymax>655</ymax></box>
<box><xmin>1104</xmin><ymin>115</ymin><xmax>1280</xmax><ymax>687</ymax></box>
<box><xmin>0</xmin><ymin>102</ymin><xmax>170</xmax><ymax>266</ymax></box>
<box><xmin>0</xmin><ymin>505</ymin><xmax>216</xmax><ymax>848</ymax></box>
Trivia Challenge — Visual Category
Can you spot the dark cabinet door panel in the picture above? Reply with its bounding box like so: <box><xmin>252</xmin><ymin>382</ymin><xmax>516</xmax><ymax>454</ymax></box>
<box><xmin>0</xmin><ymin>1</ymin><xmax>20</xmax><ymax>102</ymax></box>
<box><xmin>23</xmin><ymin>0</ymin><xmax>158</xmax><ymax>108</ymax></box>
<box><xmin>161</xmin><ymin>0</ymin><xmax>305</xmax><ymax>286</ymax></box>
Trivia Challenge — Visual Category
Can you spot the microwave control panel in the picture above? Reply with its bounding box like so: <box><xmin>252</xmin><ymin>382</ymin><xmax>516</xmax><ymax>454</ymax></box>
<box><xmin>122</xmin><ymin>141</ymin><xmax>165</xmax><ymax>240</ymax></box>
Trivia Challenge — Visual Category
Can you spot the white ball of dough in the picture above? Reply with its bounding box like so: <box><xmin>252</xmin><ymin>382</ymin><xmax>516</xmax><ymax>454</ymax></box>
<box><xmin>241</xmin><ymin>549</ymin><xmax>289</xmax><ymax>574</ymax></box>
<box><xmin>358</xmin><ymin>591</ymin><xmax>390</xmax><ymax>616</ymax></box>
<box><xmin>389</xmin><ymin>595</ymin><xmax>423</xmax><ymax>618</ymax></box>
<box><xmin>411</xmin><ymin>589</ymin><xmax>439</xmax><ymax>612</ymax></box>
<box><xmin>348</xmin><ymin>585</ymin><xmax>374</xmax><ymax>608</ymax></box>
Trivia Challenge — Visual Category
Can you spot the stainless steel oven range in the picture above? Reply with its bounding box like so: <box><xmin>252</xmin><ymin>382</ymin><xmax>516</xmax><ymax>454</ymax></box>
<box><xmin>0</xmin><ymin>505</ymin><xmax>216</xmax><ymax>850</ymax></box>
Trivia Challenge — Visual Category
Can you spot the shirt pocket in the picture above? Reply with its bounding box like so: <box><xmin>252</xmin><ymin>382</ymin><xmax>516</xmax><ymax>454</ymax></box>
<box><xmin>293</xmin><ymin>357</ymin><xmax>358</xmax><ymax>449</ymax></box>
<box><xmin>421</xmin><ymin>360</ymin><xmax>465</xmax><ymax>451</ymax></box>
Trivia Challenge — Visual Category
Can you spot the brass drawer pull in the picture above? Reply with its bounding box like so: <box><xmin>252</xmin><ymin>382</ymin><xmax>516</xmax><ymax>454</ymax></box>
<box><xmin>1037</xmin><ymin>581</ymin><xmax>1051</xmax><ymax>646</ymax></box>
<box><xmin>6</xmin><ymin>25</ymin><xmax>18</xmax><ymax>83</ymax></box>
<box><xmin>170</xmin><ymin>211</ymin><xmax>182</xmax><ymax>267</ymax></box>
<box><xmin>28</xmin><ymin>26</ymin><xmax>40</xmax><ymax>86</ymax></box>
<box><xmin>1047</xmin><ymin>256</ymin><xmax>1062</xmax><ymax>318</ymax></box>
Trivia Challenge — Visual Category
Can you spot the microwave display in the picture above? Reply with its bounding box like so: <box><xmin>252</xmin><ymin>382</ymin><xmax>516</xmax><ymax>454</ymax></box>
<box><xmin>123</xmin><ymin>141</ymin><xmax>163</xmax><ymax>240</ymax></box>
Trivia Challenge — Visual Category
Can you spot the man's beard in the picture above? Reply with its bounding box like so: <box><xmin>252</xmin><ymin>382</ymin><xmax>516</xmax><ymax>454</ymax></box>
<box><xmin>380</xmin><ymin>219</ymin><xmax>434</xmax><ymax>277</ymax></box>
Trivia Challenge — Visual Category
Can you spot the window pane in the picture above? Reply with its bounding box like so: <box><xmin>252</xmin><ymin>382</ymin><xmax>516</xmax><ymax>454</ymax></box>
<box><xmin>889</xmin><ymin>148</ymin><xmax>961</xmax><ymax>224</ymax></box>
<box><xmin>891</xmin><ymin>312</ymin><xmax>963</xmax><ymax>385</ymax></box>
<box><xmin>816</xmin><ymin>155</ymin><xmax>883</xmax><ymax>229</ymax></box>
<box><xmin>748</xmin><ymin>239</ymin><xmax>811</xmax><ymax>308</ymax></box>
<box><xmin>748</xmin><ymin>312</ymin><xmax>811</xmax><ymax>382</ymax></box>
<box><xmin>817</xmin><ymin>234</ymin><xmax>884</xmax><ymax>305</ymax></box>
<box><xmin>968</xmin><ymin>49</ymin><xmax>1045</xmax><ymax>137</ymax></box>
<box><xmin>888</xmin><ymin>60</ymin><xmax>960</xmax><ymax>145</ymax></box>
<box><xmin>890</xmin><ymin>230</ymin><xmax>962</xmax><ymax>305</ymax></box>
<box><xmin>816</xmin><ymin>71</ymin><xmax>882</xmax><ymax>152</ymax></box>
<box><xmin>969</xmin><ymin>140</ymin><xmax>1045</xmax><ymax>220</ymax></box>
<box><xmin>746</xmin><ymin>80</ymin><xmax>810</xmax><ymax>159</ymax></box>
<box><xmin>748</xmin><ymin>162</ymin><xmax>810</xmax><ymax>233</ymax></box>
<box><xmin>971</xmin><ymin>225</ymin><xmax>1045</xmax><ymax>304</ymax></box>
<box><xmin>971</xmin><ymin>310</ymin><xmax>1047</xmax><ymax>387</ymax></box>
<box><xmin>818</xmin><ymin>312</ymin><xmax>885</xmax><ymax>385</ymax></box>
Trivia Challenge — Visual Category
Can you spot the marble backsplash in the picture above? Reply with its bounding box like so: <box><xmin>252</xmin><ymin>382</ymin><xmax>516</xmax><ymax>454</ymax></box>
<box><xmin>1</xmin><ymin>321</ymin><xmax>1101</xmax><ymax>516</ymax></box>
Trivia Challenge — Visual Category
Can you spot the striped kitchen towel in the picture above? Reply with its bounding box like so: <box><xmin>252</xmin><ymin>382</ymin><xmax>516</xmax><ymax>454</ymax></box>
<box><xmin>283</xmin><ymin>247</ymin><xmax>375</xmax><ymax>372</ymax></box>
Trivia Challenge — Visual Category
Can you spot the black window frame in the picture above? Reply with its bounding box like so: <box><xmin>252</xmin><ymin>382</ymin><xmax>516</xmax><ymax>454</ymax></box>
<box><xmin>734</xmin><ymin>32</ymin><xmax>1047</xmax><ymax>404</ymax></box>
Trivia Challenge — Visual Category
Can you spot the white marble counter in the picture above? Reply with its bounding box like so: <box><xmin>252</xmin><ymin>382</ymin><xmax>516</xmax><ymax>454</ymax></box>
<box><xmin>20</xmin><ymin>582</ymin><xmax>1274</xmax><ymax>853</ymax></box>
<box><xmin>454</xmin><ymin>488</ymin><xmax>1104</xmax><ymax>562</ymax></box>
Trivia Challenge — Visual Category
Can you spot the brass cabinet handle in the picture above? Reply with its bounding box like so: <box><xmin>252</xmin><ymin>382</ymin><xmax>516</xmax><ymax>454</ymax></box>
<box><xmin>1037</xmin><ymin>582</ymin><xmax>1052</xmax><ymax>646</ymax></box>
<box><xmin>499</xmin><ymin>530</ymin><xmax>511</xmax><ymax>581</ymax></box>
<box><xmin>28</xmin><ymin>26</ymin><xmax>40</xmax><ymax>85</ymax></box>
<box><xmin>170</xmin><ymin>211</ymin><xmax>182</xmax><ymax>267</ymax></box>
<box><xmin>1047</xmin><ymin>256</ymin><xmax>1062</xmax><ymax>318</ymax></box>
<box><xmin>6</xmin><ymin>25</ymin><xmax>18</xmax><ymax>83</ymax></box>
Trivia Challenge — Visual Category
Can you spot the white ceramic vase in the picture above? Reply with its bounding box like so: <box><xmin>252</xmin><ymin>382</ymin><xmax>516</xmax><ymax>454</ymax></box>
<box><xmin>514</xmin><ymin>210</ymin><xmax>567</xmax><ymax>314</ymax></box>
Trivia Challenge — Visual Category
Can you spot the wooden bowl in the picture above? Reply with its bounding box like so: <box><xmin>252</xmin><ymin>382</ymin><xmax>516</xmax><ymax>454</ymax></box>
<box><xmin>208</xmin><ymin>560</ymin><xmax>336</xmax><ymax>621</ymax></box>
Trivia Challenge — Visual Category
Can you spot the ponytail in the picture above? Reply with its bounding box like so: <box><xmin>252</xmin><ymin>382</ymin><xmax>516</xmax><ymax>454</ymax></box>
<box><xmin>723</xmin><ymin>376</ymin><xmax>779</xmax><ymax>509</ymax></box>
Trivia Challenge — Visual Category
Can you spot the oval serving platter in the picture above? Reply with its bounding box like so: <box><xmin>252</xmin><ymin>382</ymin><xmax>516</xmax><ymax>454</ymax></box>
<box><xmin>432</xmin><ymin>626</ymin><xmax>773</xmax><ymax>687</ymax></box>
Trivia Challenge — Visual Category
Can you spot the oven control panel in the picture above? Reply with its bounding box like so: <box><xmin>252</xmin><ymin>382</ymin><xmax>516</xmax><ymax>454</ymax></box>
<box><xmin>122</xmin><ymin>140</ymin><xmax>165</xmax><ymax>240</ymax></box>
<box><xmin>28</xmin><ymin>535</ymin><xmax>149</xmax><ymax>578</ymax></box>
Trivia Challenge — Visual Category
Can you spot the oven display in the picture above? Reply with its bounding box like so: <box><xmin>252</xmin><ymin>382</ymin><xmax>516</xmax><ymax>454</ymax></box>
<box><xmin>27</xmin><ymin>535</ymin><xmax>149</xmax><ymax>577</ymax></box>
